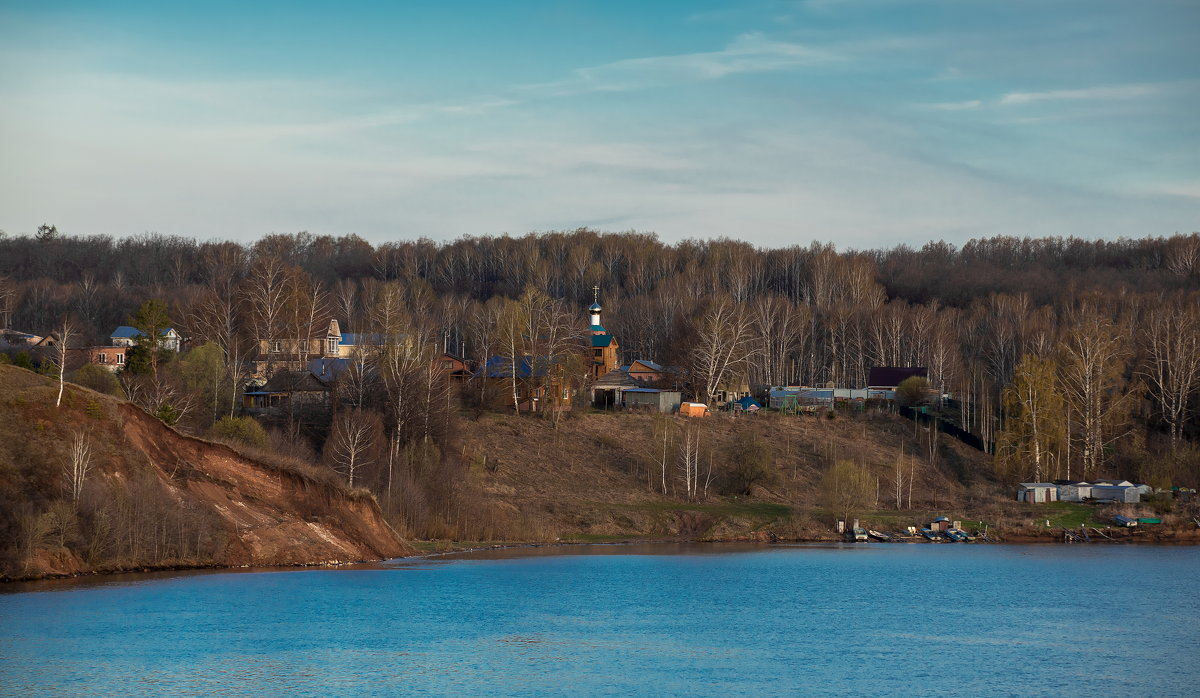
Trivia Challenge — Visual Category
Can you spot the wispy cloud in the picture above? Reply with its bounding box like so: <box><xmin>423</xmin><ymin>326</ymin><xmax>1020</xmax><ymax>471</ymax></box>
<box><xmin>925</xmin><ymin>99</ymin><xmax>982</xmax><ymax>111</ymax></box>
<box><xmin>998</xmin><ymin>83</ymin><xmax>1164</xmax><ymax>106</ymax></box>
<box><xmin>523</xmin><ymin>33</ymin><xmax>836</xmax><ymax>97</ymax></box>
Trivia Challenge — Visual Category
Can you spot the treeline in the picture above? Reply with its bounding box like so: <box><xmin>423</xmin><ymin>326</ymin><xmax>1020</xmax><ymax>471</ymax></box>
<box><xmin>2</xmin><ymin>228</ymin><xmax>1198</xmax><ymax>493</ymax></box>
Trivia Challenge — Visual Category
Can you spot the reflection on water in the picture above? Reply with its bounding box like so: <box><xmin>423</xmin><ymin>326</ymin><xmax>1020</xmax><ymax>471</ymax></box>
<box><xmin>1</xmin><ymin>544</ymin><xmax>1197</xmax><ymax>696</ymax></box>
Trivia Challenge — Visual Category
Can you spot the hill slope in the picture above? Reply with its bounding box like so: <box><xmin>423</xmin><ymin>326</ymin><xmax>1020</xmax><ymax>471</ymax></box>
<box><xmin>456</xmin><ymin>409</ymin><xmax>999</xmax><ymax>542</ymax></box>
<box><xmin>0</xmin><ymin>365</ymin><xmax>411</xmax><ymax>579</ymax></box>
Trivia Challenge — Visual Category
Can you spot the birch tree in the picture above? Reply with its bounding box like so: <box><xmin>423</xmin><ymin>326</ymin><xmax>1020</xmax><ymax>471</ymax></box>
<box><xmin>997</xmin><ymin>355</ymin><xmax>1066</xmax><ymax>482</ymax></box>
<box><xmin>326</xmin><ymin>409</ymin><xmax>381</xmax><ymax>488</ymax></box>
<box><xmin>54</xmin><ymin>318</ymin><xmax>74</xmax><ymax>407</ymax></box>
<box><xmin>1140</xmin><ymin>296</ymin><xmax>1200</xmax><ymax>450</ymax></box>
<box><xmin>1058</xmin><ymin>304</ymin><xmax>1134</xmax><ymax>478</ymax></box>
<box><xmin>688</xmin><ymin>297</ymin><xmax>757</xmax><ymax>403</ymax></box>
<box><xmin>62</xmin><ymin>429</ymin><xmax>93</xmax><ymax>503</ymax></box>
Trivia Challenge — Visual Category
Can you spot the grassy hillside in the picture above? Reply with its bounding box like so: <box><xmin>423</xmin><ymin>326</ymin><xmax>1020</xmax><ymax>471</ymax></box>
<box><xmin>456</xmin><ymin>408</ymin><xmax>1005</xmax><ymax>542</ymax></box>
<box><xmin>456</xmin><ymin>409</ymin><xmax>1199</xmax><ymax>543</ymax></box>
<box><xmin>0</xmin><ymin>365</ymin><xmax>411</xmax><ymax>580</ymax></box>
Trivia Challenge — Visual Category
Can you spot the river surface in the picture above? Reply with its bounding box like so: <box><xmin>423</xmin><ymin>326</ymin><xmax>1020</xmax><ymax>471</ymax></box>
<box><xmin>1</xmin><ymin>543</ymin><xmax>1197</xmax><ymax>696</ymax></box>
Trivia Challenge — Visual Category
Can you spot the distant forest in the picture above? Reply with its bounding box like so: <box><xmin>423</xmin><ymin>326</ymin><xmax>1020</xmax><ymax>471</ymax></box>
<box><xmin>2</xmin><ymin>227</ymin><xmax>1199</xmax><ymax>492</ymax></box>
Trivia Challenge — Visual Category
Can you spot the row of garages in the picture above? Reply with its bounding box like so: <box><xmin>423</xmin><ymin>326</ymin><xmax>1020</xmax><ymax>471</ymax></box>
<box><xmin>1017</xmin><ymin>480</ymin><xmax>1150</xmax><ymax>504</ymax></box>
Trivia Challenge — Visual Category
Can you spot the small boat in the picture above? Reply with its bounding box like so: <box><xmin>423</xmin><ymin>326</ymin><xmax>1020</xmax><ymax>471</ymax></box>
<box><xmin>867</xmin><ymin>530</ymin><xmax>891</xmax><ymax>542</ymax></box>
<box><xmin>944</xmin><ymin>529</ymin><xmax>969</xmax><ymax>542</ymax></box>
<box><xmin>920</xmin><ymin>528</ymin><xmax>942</xmax><ymax>541</ymax></box>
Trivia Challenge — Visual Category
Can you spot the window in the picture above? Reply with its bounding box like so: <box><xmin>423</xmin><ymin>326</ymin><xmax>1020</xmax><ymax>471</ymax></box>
<box><xmin>97</xmin><ymin>353</ymin><xmax>107</xmax><ymax>363</ymax></box>
<box><xmin>441</xmin><ymin>360</ymin><xmax>453</xmax><ymax>369</ymax></box>
<box><xmin>116</xmin><ymin>353</ymin><xmax>125</xmax><ymax>364</ymax></box>
<box><xmin>328</xmin><ymin>338</ymin><xmax>338</xmax><ymax>354</ymax></box>
<box><xmin>272</xmin><ymin>341</ymin><xmax>281</xmax><ymax>353</ymax></box>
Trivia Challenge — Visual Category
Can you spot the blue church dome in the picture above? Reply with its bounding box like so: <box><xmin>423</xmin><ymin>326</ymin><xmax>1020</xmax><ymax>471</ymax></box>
<box><xmin>589</xmin><ymin>302</ymin><xmax>602</xmax><ymax>311</ymax></box>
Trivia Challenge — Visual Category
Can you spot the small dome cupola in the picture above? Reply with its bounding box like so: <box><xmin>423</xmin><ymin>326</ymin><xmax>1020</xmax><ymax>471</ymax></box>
<box><xmin>589</xmin><ymin>286</ymin><xmax>604</xmax><ymax>330</ymax></box>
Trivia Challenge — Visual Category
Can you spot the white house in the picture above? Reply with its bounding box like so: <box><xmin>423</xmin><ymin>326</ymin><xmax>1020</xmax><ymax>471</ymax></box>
<box><xmin>110</xmin><ymin>326</ymin><xmax>181</xmax><ymax>352</ymax></box>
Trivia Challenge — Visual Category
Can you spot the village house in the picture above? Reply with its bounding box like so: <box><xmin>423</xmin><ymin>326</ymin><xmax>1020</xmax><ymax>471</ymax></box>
<box><xmin>252</xmin><ymin>319</ymin><xmax>342</xmax><ymax>378</ymax></box>
<box><xmin>110</xmin><ymin>326</ymin><xmax>181</xmax><ymax>352</ymax></box>
<box><xmin>72</xmin><ymin>345</ymin><xmax>128</xmax><ymax>372</ymax></box>
<box><xmin>0</xmin><ymin>330</ymin><xmax>53</xmax><ymax>349</ymax></box>
<box><xmin>627</xmin><ymin>359</ymin><xmax>669</xmax><ymax>385</ymax></box>
<box><xmin>434</xmin><ymin>352</ymin><xmax>472</xmax><ymax>381</ymax></box>
<box><xmin>478</xmin><ymin>355</ymin><xmax>574</xmax><ymax>412</ymax></box>
<box><xmin>592</xmin><ymin>367</ymin><xmax>641</xmax><ymax>408</ymax></box>
<box><xmin>242</xmin><ymin>370</ymin><xmax>331</xmax><ymax>410</ymax></box>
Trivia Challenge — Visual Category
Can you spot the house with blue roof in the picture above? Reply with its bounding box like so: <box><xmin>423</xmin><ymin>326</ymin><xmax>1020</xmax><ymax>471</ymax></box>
<box><xmin>110</xmin><ymin>325</ymin><xmax>180</xmax><ymax>352</ymax></box>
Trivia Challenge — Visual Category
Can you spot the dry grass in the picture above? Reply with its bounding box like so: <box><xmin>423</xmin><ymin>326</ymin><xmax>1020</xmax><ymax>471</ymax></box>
<box><xmin>457</xmin><ymin>408</ymin><xmax>996</xmax><ymax>540</ymax></box>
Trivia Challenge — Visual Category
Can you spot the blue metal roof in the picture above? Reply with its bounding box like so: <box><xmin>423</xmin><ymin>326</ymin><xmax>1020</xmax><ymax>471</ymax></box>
<box><xmin>589</xmin><ymin>324</ymin><xmax>606</xmax><ymax>332</ymax></box>
<box><xmin>624</xmin><ymin>388</ymin><xmax>662</xmax><ymax>393</ymax></box>
<box><xmin>111</xmin><ymin>325</ymin><xmax>175</xmax><ymax>338</ymax></box>
<box><xmin>589</xmin><ymin>302</ymin><xmax>602</xmax><ymax>311</ymax></box>
<box><xmin>591</xmin><ymin>335</ymin><xmax>613</xmax><ymax>348</ymax></box>
<box><xmin>631</xmin><ymin>359</ymin><xmax>663</xmax><ymax>371</ymax></box>
<box><xmin>478</xmin><ymin>355</ymin><xmax>560</xmax><ymax>379</ymax></box>
<box><xmin>340</xmin><ymin>332</ymin><xmax>401</xmax><ymax>346</ymax></box>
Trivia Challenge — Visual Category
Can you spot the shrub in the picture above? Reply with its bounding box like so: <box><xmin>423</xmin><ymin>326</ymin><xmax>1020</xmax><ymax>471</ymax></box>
<box><xmin>209</xmin><ymin>416</ymin><xmax>269</xmax><ymax>450</ymax></box>
<box><xmin>721</xmin><ymin>433</ymin><xmax>776</xmax><ymax>495</ymax></box>
<box><xmin>70</xmin><ymin>364</ymin><xmax>122</xmax><ymax>396</ymax></box>
<box><xmin>896</xmin><ymin>376</ymin><xmax>930</xmax><ymax>407</ymax></box>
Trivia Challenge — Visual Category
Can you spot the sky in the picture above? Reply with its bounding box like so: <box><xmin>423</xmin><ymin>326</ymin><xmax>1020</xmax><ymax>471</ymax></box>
<box><xmin>1</xmin><ymin>0</ymin><xmax>1197</xmax><ymax>249</ymax></box>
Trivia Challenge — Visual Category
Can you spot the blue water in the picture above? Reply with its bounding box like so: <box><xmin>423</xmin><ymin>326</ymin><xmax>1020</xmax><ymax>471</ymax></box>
<box><xmin>1</xmin><ymin>543</ymin><xmax>1197</xmax><ymax>696</ymax></box>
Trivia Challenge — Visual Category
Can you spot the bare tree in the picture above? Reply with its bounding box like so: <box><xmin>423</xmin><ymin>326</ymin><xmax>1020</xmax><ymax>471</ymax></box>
<box><xmin>54</xmin><ymin>318</ymin><xmax>74</xmax><ymax>407</ymax></box>
<box><xmin>326</xmin><ymin>409</ymin><xmax>381</xmax><ymax>488</ymax></box>
<box><xmin>750</xmin><ymin>294</ymin><xmax>804</xmax><ymax>387</ymax></box>
<box><xmin>62</xmin><ymin>429</ymin><xmax>93</xmax><ymax>503</ymax></box>
<box><xmin>241</xmin><ymin>255</ymin><xmax>290</xmax><ymax>377</ymax></box>
<box><xmin>1140</xmin><ymin>295</ymin><xmax>1200</xmax><ymax>450</ymax></box>
<box><xmin>1058</xmin><ymin>302</ymin><xmax>1135</xmax><ymax>478</ymax></box>
<box><xmin>688</xmin><ymin>297</ymin><xmax>757</xmax><ymax>403</ymax></box>
<box><xmin>677</xmin><ymin>421</ymin><xmax>703</xmax><ymax>501</ymax></box>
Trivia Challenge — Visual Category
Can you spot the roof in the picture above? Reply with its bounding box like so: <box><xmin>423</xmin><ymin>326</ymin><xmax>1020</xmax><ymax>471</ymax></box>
<box><xmin>479</xmin><ymin>355</ymin><xmax>562</xmax><ymax>379</ymax></box>
<box><xmin>736</xmin><ymin>396</ymin><xmax>762</xmax><ymax>409</ymax></box>
<box><xmin>623</xmin><ymin>387</ymin><xmax>662</xmax><ymax>393</ymax></box>
<box><xmin>261</xmin><ymin>371</ymin><xmax>329</xmax><ymax>393</ymax></box>
<box><xmin>589</xmin><ymin>324</ymin><xmax>607</xmax><ymax>333</ymax></box>
<box><xmin>867</xmin><ymin>366</ymin><xmax>928</xmax><ymax>388</ymax></box>
<box><xmin>593</xmin><ymin>368</ymin><xmax>641</xmax><ymax>389</ymax></box>
<box><xmin>630</xmin><ymin>359</ymin><xmax>663</xmax><ymax>372</ymax></box>
<box><xmin>589</xmin><ymin>302</ymin><xmax>602</xmax><ymax>311</ymax></box>
<box><xmin>309</xmin><ymin>357</ymin><xmax>354</xmax><ymax>382</ymax></box>
<box><xmin>1018</xmin><ymin>482</ymin><xmax>1058</xmax><ymax>488</ymax></box>
<box><xmin>111</xmin><ymin>326</ymin><xmax>176</xmax><ymax>339</ymax></box>
<box><xmin>591</xmin><ymin>335</ymin><xmax>614</xmax><ymax>348</ymax></box>
<box><xmin>340</xmin><ymin>332</ymin><xmax>400</xmax><ymax>346</ymax></box>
